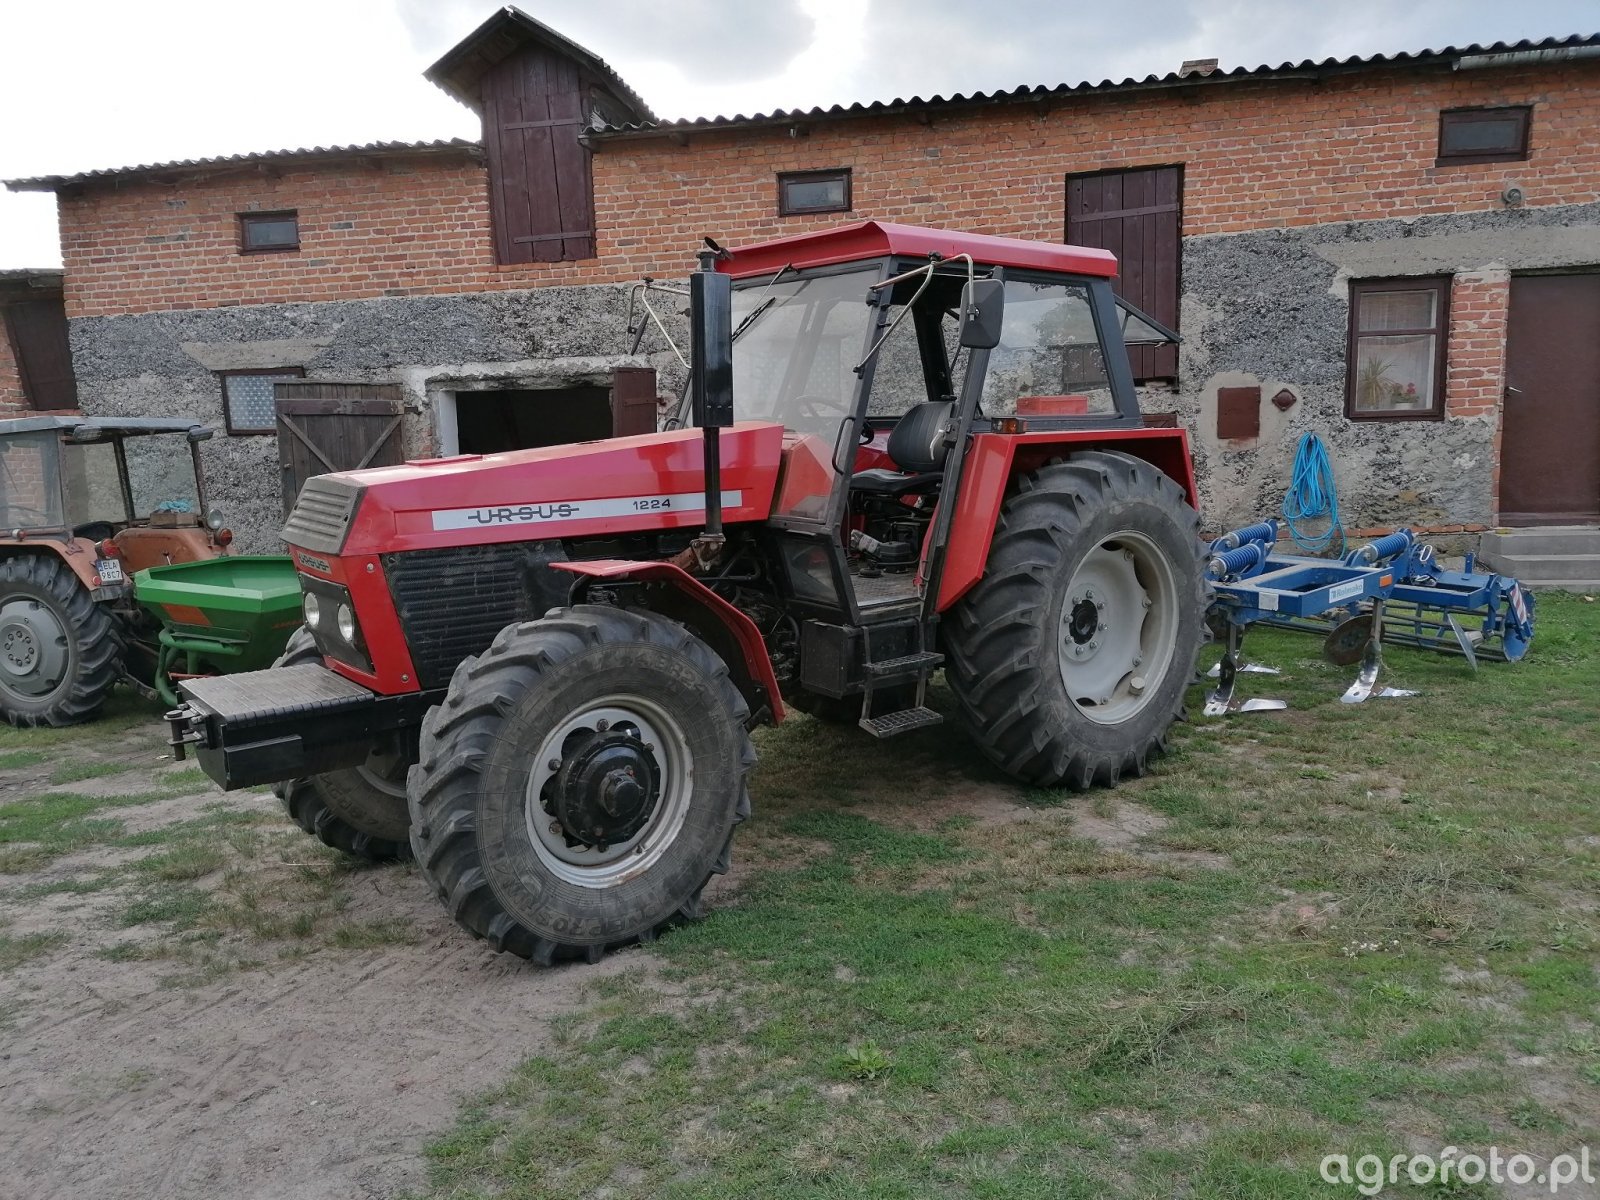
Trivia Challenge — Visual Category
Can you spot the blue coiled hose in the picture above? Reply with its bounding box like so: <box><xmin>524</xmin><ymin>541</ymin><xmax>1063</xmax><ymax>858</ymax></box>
<box><xmin>1280</xmin><ymin>432</ymin><xmax>1345</xmax><ymax>556</ymax></box>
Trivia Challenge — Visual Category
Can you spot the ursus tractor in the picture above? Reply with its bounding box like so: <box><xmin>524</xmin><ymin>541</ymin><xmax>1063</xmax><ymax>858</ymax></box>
<box><xmin>169</xmin><ymin>222</ymin><xmax>1205</xmax><ymax>963</ymax></box>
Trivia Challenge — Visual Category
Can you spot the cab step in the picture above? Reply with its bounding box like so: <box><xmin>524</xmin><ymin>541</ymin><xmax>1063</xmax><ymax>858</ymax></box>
<box><xmin>858</xmin><ymin>706</ymin><xmax>943</xmax><ymax>738</ymax></box>
<box><xmin>865</xmin><ymin>651</ymin><xmax>944</xmax><ymax>679</ymax></box>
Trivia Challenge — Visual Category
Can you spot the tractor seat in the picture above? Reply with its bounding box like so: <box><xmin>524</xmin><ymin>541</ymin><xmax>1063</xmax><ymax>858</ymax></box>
<box><xmin>852</xmin><ymin>401</ymin><xmax>953</xmax><ymax>497</ymax></box>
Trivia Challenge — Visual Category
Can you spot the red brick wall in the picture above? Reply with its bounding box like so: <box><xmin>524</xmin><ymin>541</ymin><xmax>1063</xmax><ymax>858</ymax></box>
<box><xmin>59</xmin><ymin>60</ymin><xmax>1600</xmax><ymax>319</ymax></box>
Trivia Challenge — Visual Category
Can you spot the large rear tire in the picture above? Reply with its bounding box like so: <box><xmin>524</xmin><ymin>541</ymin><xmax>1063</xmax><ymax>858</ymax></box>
<box><xmin>272</xmin><ymin>627</ymin><xmax>413</xmax><ymax>861</ymax></box>
<box><xmin>0</xmin><ymin>555</ymin><xmax>122</xmax><ymax>727</ymax></box>
<box><xmin>944</xmin><ymin>450</ymin><xmax>1204</xmax><ymax>788</ymax></box>
<box><xmin>408</xmin><ymin>605</ymin><xmax>753</xmax><ymax>965</ymax></box>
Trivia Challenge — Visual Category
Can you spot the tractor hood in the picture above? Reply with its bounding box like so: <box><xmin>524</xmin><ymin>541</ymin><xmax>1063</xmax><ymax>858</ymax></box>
<box><xmin>281</xmin><ymin>422</ymin><xmax>786</xmax><ymax>559</ymax></box>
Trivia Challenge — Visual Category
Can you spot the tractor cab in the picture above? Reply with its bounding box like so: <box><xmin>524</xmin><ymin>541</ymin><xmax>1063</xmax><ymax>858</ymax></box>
<box><xmin>680</xmin><ymin>222</ymin><xmax>1179</xmax><ymax>629</ymax></box>
<box><xmin>0</xmin><ymin>416</ymin><xmax>232</xmax><ymax>579</ymax></box>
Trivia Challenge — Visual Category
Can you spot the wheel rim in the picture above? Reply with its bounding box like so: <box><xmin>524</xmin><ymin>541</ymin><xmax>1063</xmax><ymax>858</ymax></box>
<box><xmin>0</xmin><ymin>594</ymin><xmax>71</xmax><ymax>702</ymax></box>
<box><xmin>524</xmin><ymin>695</ymin><xmax>694</xmax><ymax>889</ymax></box>
<box><xmin>355</xmin><ymin>742</ymin><xmax>409</xmax><ymax>799</ymax></box>
<box><xmin>1056</xmin><ymin>530</ymin><xmax>1179</xmax><ymax>725</ymax></box>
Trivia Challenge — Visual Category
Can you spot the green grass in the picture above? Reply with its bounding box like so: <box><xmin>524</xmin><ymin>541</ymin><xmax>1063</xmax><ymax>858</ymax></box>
<box><xmin>421</xmin><ymin>593</ymin><xmax>1600</xmax><ymax>1200</ymax></box>
<box><xmin>0</xmin><ymin>930</ymin><xmax>68</xmax><ymax>969</ymax></box>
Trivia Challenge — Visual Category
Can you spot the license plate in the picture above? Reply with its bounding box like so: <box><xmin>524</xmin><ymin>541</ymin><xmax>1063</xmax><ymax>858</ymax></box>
<box><xmin>95</xmin><ymin>558</ymin><xmax>124</xmax><ymax>584</ymax></box>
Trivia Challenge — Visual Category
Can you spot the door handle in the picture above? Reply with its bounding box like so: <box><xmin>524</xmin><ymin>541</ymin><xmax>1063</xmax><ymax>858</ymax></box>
<box><xmin>1503</xmin><ymin>385</ymin><xmax>1524</xmax><ymax>398</ymax></box>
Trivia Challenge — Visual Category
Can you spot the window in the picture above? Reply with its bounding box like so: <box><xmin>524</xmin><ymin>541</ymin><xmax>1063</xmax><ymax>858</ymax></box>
<box><xmin>982</xmin><ymin>279</ymin><xmax>1116</xmax><ymax>417</ymax></box>
<box><xmin>777</xmin><ymin>169</ymin><xmax>852</xmax><ymax>217</ymax></box>
<box><xmin>218</xmin><ymin>367</ymin><xmax>305</xmax><ymax>434</ymax></box>
<box><xmin>239</xmin><ymin>211</ymin><xmax>300</xmax><ymax>253</ymax></box>
<box><xmin>1437</xmin><ymin>107</ymin><xmax>1531</xmax><ymax>165</ymax></box>
<box><xmin>1346</xmin><ymin>279</ymin><xmax>1449</xmax><ymax>420</ymax></box>
<box><xmin>1066</xmin><ymin>165</ymin><xmax>1181</xmax><ymax>383</ymax></box>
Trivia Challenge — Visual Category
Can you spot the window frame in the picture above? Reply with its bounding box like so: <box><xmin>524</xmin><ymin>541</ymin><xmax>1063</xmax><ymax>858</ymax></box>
<box><xmin>238</xmin><ymin>211</ymin><xmax>301</xmax><ymax>255</ymax></box>
<box><xmin>1436</xmin><ymin>106</ymin><xmax>1531</xmax><ymax>167</ymax></box>
<box><xmin>218</xmin><ymin>366</ymin><xmax>306</xmax><ymax>436</ymax></box>
<box><xmin>1344</xmin><ymin>277</ymin><xmax>1450</xmax><ymax>422</ymax></box>
<box><xmin>777</xmin><ymin>168</ymin><xmax>853</xmax><ymax>218</ymax></box>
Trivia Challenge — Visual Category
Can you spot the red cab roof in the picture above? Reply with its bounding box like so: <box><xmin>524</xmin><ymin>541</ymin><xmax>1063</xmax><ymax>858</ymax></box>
<box><xmin>718</xmin><ymin>220</ymin><xmax>1118</xmax><ymax>280</ymax></box>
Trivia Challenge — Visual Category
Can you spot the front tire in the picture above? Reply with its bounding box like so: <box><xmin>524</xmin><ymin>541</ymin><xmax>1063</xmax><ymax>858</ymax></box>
<box><xmin>0</xmin><ymin>555</ymin><xmax>122</xmax><ymax>727</ymax></box>
<box><xmin>944</xmin><ymin>450</ymin><xmax>1204</xmax><ymax>788</ymax></box>
<box><xmin>273</xmin><ymin>627</ymin><xmax>413</xmax><ymax>861</ymax></box>
<box><xmin>408</xmin><ymin>606</ymin><xmax>754</xmax><ymax>965</ymax></box>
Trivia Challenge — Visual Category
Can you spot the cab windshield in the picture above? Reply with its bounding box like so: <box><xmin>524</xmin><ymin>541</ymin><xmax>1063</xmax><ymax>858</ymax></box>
<box><xmin>730</xmin><ymin>268</ymin><xmax>878</xmax><ymax>438</ymax></box>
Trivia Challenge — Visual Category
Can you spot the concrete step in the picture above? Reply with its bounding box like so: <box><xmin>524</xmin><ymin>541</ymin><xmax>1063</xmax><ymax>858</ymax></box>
<box><xmin>1479</xmin><ymin>552</ymin><xmax>1600</xmax><ymax>584</ymax></box>
<box><xmin>1480</xmin><ymin>526</ymin><xmax>1600</xmax><ymax>557</ymax></box>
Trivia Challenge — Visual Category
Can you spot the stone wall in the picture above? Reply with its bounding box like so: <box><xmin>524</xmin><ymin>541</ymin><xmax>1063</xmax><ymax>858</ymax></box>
<box><xmin>68</xmin><ymin>284</ymin><xmax>683</xmax><ymax>553</ymax></box>
<box><xmin>1169</xmin><ymin>200</ymin><xmax>1600</xmax><ymax>535</ymax></box>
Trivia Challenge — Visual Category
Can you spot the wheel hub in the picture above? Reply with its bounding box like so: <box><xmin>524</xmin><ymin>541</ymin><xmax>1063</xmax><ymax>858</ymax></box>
<box><xmin>1063</xmin><ymin>590</ymin><xmax>1104</xmax><ymax>659</ymax></box>
<box><xmin>0</xmin><ymin>598</ymin><xmax>70</xmax><ymax>699</ymax></box>
<box><xmin>550</xmin><ymin>731</ymin><xmax>661</xmax><ymax>849</ymax></box>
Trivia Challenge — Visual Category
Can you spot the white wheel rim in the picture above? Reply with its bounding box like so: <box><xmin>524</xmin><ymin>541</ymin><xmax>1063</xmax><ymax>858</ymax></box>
<box><xmin>524</xmin><ymin>695</ymin><xmax>694</xmax><ymax>889</ymax></box>
<box><xmin>1056</xmin><ymin>530</ymin><xmax>1179</xmax><ymax>725</ymax></box>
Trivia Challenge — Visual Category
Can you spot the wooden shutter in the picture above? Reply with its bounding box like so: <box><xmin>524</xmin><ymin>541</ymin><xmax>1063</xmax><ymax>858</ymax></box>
<box><xmin>610</xmin><ymin>367</ymin><xmax>658</xmax><ymax>437</ymax></box>
<box><xmin>1066</xmin><ymin>166</ymin><xmax>1182</xmax><ymax>382</ymax></box>
<box><xmin>482</xmin><ymin>47</ymin><xmax>595</xmax><ymax>264</ymax></box>
<box><xmin>3</xmin><ymin>296</ymin><xmax>77</xmax><ymax>410</ymax></box>
<box><xmin>274</xmin><ymin>383</ymin><xmax>405</xmax><ymax>517</ymax></box>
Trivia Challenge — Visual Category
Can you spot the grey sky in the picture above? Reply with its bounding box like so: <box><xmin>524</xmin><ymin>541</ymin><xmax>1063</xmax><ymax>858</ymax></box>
<box><xmin>2</xmin><ymin>0</ymin><xmax>1594</xmax><ymax>267</ymax></box>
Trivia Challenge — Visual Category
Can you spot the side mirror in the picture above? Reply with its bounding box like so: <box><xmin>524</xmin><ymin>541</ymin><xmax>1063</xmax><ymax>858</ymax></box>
<box><xmin>690</xmin><ymin>265</ymin><xmax>735</xmax><ymax>428</ymax></box>
<box><xmin>958</xmin><ymin>278</ymin><xmax>1004</xmax><ymax>349</ymax></box>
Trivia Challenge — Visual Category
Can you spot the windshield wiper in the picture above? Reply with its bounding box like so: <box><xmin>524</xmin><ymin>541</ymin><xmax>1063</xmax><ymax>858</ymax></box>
<box><xmin>730</xmin><ymin>263</ymin><xmax>794</xmax><ymax>343</ymax></box>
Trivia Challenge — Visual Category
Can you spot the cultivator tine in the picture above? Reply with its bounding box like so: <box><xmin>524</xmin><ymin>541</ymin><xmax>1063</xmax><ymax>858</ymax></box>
<box><xmin>1339</xmin><ymin>601</ymin><xmax>1418</xmax><ymax>704</ymax></box>
<box><xmin>1203</xmin><ymin>624</ymin><xmax>1286</xmax><ymax>716</ymax></box>
<box><xmin>1446</xmin><ymin>613</ymin><xmax>1478</xmax><ymax>671</ymax></box>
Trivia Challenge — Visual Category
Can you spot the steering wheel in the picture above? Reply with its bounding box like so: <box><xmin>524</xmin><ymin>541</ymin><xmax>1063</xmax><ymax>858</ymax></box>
<box><xmin>791</xmin><ymin>394</ymin><xmax>850</xmax><ymax>424</ymax></box>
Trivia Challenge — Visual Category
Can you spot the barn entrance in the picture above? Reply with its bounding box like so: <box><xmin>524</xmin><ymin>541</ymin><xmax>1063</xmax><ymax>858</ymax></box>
<box><xmin>437</xmin><ymin>365</ymin><xmax>659</xmax><ymax>457</ymax></box>
<box><xmin>455</xmin><ymin>387</ymin><xmax>612</xmax><ymax>454</ymax></box>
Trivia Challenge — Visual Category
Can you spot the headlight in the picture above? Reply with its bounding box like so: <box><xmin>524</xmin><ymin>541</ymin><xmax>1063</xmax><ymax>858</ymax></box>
<box><xmin>336</xmin><ymin>603</ymin><xmax>356</xmax><ymax>643</ymax></box>
<box><xmin>205</xmin><ymin>508</ymin><xmax>225</xmax><ymax>532</ymax></box>
<box><xmin>303</xmin><ymin>592</ymin><xmax>321</xmax><ymax>627</ymax></box>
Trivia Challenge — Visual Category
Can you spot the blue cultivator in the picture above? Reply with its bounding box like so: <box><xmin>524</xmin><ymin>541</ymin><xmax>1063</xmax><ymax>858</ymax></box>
<box><xmin>1202</xmin><ymin>518</ymin><xmax>1535</xmax><ymax>715</ymax></box>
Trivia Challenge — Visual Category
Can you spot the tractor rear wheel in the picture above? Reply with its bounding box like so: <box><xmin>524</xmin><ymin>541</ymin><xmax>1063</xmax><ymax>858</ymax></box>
<box><xmin>272</xmin><ymin>627</ymin><xmax>413</xmax><ymax>861</ymax></box>
<box><xmin>0</xmin><ymin>554</ymin><xmax>123</xmax><ymax>727</ymax></box>
<box><xmin>945</xmin><ymin>450</ymin><xmax>1204</xmax><ymax>788</ymax></box>
<box><xmin>408</xmin><ymin>605</ymin><xmax>753</xmax><ymax>965</ymax></box>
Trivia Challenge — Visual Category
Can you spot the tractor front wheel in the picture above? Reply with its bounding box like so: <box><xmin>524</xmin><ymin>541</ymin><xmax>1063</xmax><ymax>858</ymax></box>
<box><xmin>0</xmin><ymin>554</ymin><xmax>123</xmax><ymax>727</ymax></box>
<box><xmin>945</xmin><ymin>450</ymin><xmax>1205</xmax><ymax>788</ymax></box>
<box><xmin>273</xmin><ymin>627</ymin><xmax>413</xmax><ymax>861</ymax></box>
<box><xmin>408</xmin><ymin>606</ymin><xmax>753</xmax><ymax>965</ymax></box>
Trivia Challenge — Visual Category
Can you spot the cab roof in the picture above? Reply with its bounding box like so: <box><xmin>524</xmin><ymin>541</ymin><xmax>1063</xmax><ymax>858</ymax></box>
<box><xmin>0</xmin><ymin>416</ymin><xmax>212</xmax><ymax>441</ymax></box>
<box><xmin>717</xmin><ymin>220</ymin><xmax>1118</xmax><ymax>281</ymax></box>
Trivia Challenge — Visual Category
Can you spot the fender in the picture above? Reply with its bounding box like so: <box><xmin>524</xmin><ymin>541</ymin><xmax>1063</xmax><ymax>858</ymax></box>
<box><xmin>551</xmin><ymin>559</ymin><xmax>786</xmax><ymax>725</ymax></box>
<box><xmin>936</xmin><ymin>428</ymin><xmax>1200</xmax><ymax>611</ymax></box>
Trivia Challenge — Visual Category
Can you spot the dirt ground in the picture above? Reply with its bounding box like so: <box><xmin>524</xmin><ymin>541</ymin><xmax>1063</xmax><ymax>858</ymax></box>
<box><xmin>0</xmin><ymin>709</ymin><xmax>653</xmax><ymax>1200</ymax></box>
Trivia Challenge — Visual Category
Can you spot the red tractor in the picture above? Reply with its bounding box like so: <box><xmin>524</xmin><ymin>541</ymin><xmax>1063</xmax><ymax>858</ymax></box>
<box><xmin>170</xmin><ymin>222</ymin><xmax>1204</xmax><ymax>963</ymax></box>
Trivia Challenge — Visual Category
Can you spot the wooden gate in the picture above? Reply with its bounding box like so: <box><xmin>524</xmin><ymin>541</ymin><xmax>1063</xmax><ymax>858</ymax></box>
<box><xmin>274</xmin><ymin>382</ymin><xmax>405</xmax><ymax>517</ymax></box>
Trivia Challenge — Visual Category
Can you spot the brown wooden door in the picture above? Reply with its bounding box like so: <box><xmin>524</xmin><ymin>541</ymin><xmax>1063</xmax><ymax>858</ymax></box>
<box><xmin>1066</xmin><ymin>165</ymin><xmax>1182</xmax><ymax>382</ymax></box>
<box><xmin>3</xmin><ymin>296</ymin><xmax>77</xmax><ymax>410</ymax></box>
<box><xmin>274</xmin><ymin>383</ymin><xmax>405</xmax><ymax>517</ymax></box>
<box><xmin>1501</xmin><ymin>274</ymin><xmax>1600</xmax><ymax>524</ymax></box>
<box><xmin>610</xmin><ymin>367</ymin><xmax>658</xmax><ymax>437</ymax></box>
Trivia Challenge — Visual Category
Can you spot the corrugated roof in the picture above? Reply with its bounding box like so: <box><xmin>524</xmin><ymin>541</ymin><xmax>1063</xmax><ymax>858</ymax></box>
<box><xmin>3</xmin><ymin>139</ymin><xmax>483</xmax><ymax>193</ymax></box>
<box><xmin>590</xmin><ymin>34</ymin><xmax>1600</xmax><ymax>138</ymax></box>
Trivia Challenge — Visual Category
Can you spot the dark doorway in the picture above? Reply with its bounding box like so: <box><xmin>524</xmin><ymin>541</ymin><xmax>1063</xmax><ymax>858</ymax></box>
<box><xmin>455</xmin><ymin>387</ymin><xmax>613</xmax><ymax>454</ymax></box>
<box><xmin>1501</xmin><ymin>273</ymin><xmax>1600</xmax><ymax>524</ymax></box>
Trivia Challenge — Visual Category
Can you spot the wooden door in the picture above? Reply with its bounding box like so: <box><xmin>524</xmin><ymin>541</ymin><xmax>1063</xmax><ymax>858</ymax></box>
<box><xmin>1066</xmin><ymin>166</ymin><xmax>1182</xmax><ymax>382</ymax></box>
<box><xmin>2</xmin><ymin>296</ymin><xmax>77</xmax><ymax>410</ymax></box>
<box><xmin>274</xmin><ymin>382</ymin><xmax>404</xmax><ymax>517</ymax></box>
<box><xmin>610</xmin><ymin>367</ymin><xmax>658</xmax><ymax>436</ymax></box>
<box><xmin>1501</xmin><ymin>274</ymin><xmax>1600</xmax><ymax>524</ymax></box>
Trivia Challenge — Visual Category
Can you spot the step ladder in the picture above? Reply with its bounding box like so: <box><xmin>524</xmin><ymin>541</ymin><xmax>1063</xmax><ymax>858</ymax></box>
<box><xmin>857</xmin><ymin>620</ymin><xmax>943</xmax><ymax>738</ymax></box>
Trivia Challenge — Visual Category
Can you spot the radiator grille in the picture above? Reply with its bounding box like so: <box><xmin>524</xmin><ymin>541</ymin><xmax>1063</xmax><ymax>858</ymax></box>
<box><xmin>282</xmin><ymin>477</ymin><xmax>362</xmax><ymax>554</ymax></box>
<box><xmin>383</xmin><ymin>542</ymin><xmax>572</xmax><ymax>688</ymax></box>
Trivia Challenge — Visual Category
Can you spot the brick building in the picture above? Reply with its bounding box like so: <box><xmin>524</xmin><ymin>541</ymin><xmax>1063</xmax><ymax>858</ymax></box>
<box><xmin>7</xmin><ymin>10</ymin><xmax>1600</xmax><ymax>553</ymax></box>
